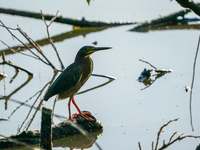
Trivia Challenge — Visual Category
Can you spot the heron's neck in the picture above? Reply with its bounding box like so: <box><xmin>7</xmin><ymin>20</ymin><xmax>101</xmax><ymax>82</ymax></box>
<box><xmin>75</xmin><ymin>55</ymin><xmax>93</xmax><ymax>69</ymax></box>
<box><xmin>75</xmin><ymin>56</ymin><xmax>93</xmax><ymax>82</ymax></box>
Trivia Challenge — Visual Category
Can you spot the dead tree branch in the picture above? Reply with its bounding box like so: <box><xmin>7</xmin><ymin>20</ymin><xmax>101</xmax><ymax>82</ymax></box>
<box><xmin>0</xmin><ymin>52</ymin><xmax>34</xmax><ymax>76</ymax></box>
<box><xmin>158</xmin><ymin>134</ymin><xmax>200</xmax><ymax>150</ymax></box>
<box><xmin>139</xmin><ymin>118</ymin><xmax>200</xmax><ymax>150</ymax></box>
<box><xmin>175</xmin><ymin>1</ymin><xmax>200</xmax><ymax>17</ymax></box>
<box><xmin>189</xmin><ymin>30</ymin><xmax>200</xmax><ymax>131</ymax></box>
<box><xmin>0</xmin><ymin>20</ymin><xmax>50</xmax><ymax>66</ymax></box>
<box><xmin>1</xmin><ymin>40</ymin><xmax>38</xmax><ymax>60</ymax></box>
<box><xmin>139</xmin><ymin>59</ymin><xmax>157</xmax><ymax>69</ymax></box>
<box><xmin>130</xmin><ymin>8</ymin><xmax>191</xmax><ymax>32</ymax></box>
<box><xmin>17</xmin><ymin>26</ymin><xmax>58</xmax><ymax>71</ymax></box>
<box><xmin>41</xmin><ymin>10</ymin><xmax>65</xmax><ymax>70</ymax></box>
<box><xmin>1</xmin><ymin>26</ymin><xmax>109</xmax><ymax>56</ymax></box>
<box><xmin>0</xmin><ymin>20</ymin><xmax>60</xmax><ymax>71</ymax></box>
<box><xmin>154</xmin><ymin>118</ymin><xmax>179</xmax><ymax>150</ymax></box>
<box><xmin>0</xmin><ymin>7</ymin><xmax>136</xmax><ymax>27</ymax></box>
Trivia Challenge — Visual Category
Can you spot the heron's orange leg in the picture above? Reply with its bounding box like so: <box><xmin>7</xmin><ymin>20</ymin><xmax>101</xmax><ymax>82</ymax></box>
<box><xmin>68</xmin><ymin>98</ymin><xmax>72</xmax><ymax>120</ymax></box>
<box><xmin>72</xmin><ymin>97</ymin><xmax>94</xmax><ymax>121</ymax></box>
<box><xmin>72</xmin><ymin>97</ymin><xmax>81</xmax><ymax>114</ymax></box>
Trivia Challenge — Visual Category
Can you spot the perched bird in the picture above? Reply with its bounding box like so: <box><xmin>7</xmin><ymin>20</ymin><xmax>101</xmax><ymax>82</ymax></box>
<box><xmin>44</xmin><ymin>46</ymin><xmax>112</xmax><ymax>120</ymax></box>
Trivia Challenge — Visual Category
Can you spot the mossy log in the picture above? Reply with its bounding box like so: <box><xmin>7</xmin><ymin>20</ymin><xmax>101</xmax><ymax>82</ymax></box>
<box><xmin>0</xmin><ymin>112</ymin><xmax>103</xmax><ymax>149</ymax></box>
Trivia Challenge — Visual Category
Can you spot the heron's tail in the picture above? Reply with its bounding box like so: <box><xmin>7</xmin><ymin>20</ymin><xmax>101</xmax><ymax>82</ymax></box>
<box><xmin>44</xmin><ymin>91</ymin><xmax>51</xmax><ymax>101</ymax></box>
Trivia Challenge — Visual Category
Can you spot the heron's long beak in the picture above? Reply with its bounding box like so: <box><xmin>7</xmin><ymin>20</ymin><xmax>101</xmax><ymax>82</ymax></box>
<box><xmin>94</xmin><ymin>47</ymin><xmax>112</xmax><ymax>51</ymax></box>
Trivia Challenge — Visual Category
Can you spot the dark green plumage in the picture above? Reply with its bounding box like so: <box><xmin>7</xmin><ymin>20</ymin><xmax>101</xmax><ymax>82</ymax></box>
<box><xmin>43</xmin><ymin>46</ymin><xmax>112</xmax><ymax>119</ymax></box>
<box><xmin>44</xmin><ymin>62</ymin><xmax>82</xmax><ymax>100</ymax></box>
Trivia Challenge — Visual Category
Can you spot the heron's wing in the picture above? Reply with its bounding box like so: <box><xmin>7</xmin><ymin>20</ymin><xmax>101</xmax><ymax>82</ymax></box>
<box><xmin>44</xmin><ymin>62</ymin><xmax>82</xmax><ymax>100</ymax></box>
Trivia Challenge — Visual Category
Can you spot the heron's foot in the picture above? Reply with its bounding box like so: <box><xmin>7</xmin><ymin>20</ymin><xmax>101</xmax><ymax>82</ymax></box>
<box><xmin>68</xmin><ymin>116</ymin><xmax>77</xmax><ymax>121</ymax></box>
<box><xmin>72</xmin><ymin>111</ymin><xmax>95</xmax><ymax>121</ymax></box>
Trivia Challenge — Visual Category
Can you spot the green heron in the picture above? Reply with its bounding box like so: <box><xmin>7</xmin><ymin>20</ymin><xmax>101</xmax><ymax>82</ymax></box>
<box><xmin>44</xmin><ymin>46</ymin><xmax>112</xmax><ymax>120</ymax></box>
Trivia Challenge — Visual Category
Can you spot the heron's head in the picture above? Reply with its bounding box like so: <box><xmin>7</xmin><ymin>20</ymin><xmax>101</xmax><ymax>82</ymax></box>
<box><xmin>76</xmin><ymin>46</ymin><xmax>112</xmax><ymax>57</ymax></box>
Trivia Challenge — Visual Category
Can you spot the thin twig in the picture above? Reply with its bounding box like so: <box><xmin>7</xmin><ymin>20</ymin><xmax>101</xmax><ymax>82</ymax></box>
<box><xmin>41</xmin><ymin>10</ymin><xmax>65</xmax><ymax>70</ymax></box>
<box><xmin>138</xmin><ymin>142</ymin><xmax>142</xmax><ymax>150</ymax></box>
<box><xmin>189</xmin><ymin>32</ymin><xmax>200</xmax><ymax>131</ymax></box>
<box><xmin>18</xmin><ymin>26</ymin><xmax>58</xmax><ymax>71</ymax></box>
<box><xmin>1</xmin><ymin>40</ymin><xmax>39</xmax><ymax>60</ymax></box>
<box><xmin>139</xmin><ymin>118</ymin><xmax>200</xmax><ymax>150</ymax></box>
<box><xmin>18</xmin><ymin>91</ymin><xmax>42</xmax><ymax>133</ymax></box>
<box><xmin>91</xmin><ymin>73</ymin><xmax>117</xmax><ymax>80</ymax></box>
<box><xmin>24</xmin><ymin>71</ymin><xmax>58</xmax><ymax>131</ymax></box>
<box><xmin>152</xmin><ymin>141</ymin><xmax>154</xmax><ymax>150</ymax></box>
<box><xmin>8</xmin><ymin>91</ymin><xmax>41</xmax><ymax>119</ymax></box>
<box><xmin>0</xmin><ymin>52</ymin><xmax>34</xmax><ymax>76</ymax></box>
<box><xmin>77</xmin><ymin>78</ymin><xmax>114</xmax><ymax>95</ymax></box>
<box><xmin>0</xmin><ymin>24</ymin><xmax>18</xmax><ymax>30</ymax></box>
<box><xmin>0</xmin><ymin>20</ymin><xmax>49</xmax><ymax>65</ymax></box>
<box><xmin>158</xmin><ymin>134</ymin><xmax>200</xmax><ymax>150</ymax></box>
<box><xmin>139</xmin><ymin>59</ymin><xmax>157</xmax><ymax>69</ymax></box>
<box><xmin>25</xmin><ymin>82</ymin><xmax>50</xmax><ymax>131</ymax></box>
<box><xmin>0</xmin><ymin>76</ymin><xmax>33</xmax><ymax>106</ymax></box>
<box><xmin>169</xmin><ymin>131</ymin><xmax>178</xmax><ymax>143</ymax></box>
<box><xmin>52</xmin><ymin>96</ymin><xmax>57</xmax><ymax>125</ymax></box>
<box><xmin>154</xmin><ymin>118</ymin><xmax>179</xmax><ymax>150</ymax></box>
<box><xmin>10</xmin><ymin>68</ymin><xmax>20</xmax><ymax>83</ymax></box>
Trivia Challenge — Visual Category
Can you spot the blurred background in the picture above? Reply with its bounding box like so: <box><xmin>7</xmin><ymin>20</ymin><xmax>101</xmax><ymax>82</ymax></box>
<box><xmin>0</xmin><ymin>0</ymin><xmax>200</xmax><ymax>149</ymax></box>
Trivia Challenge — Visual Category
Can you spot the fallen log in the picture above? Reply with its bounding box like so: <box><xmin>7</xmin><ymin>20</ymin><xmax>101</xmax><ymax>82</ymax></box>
<box><xmin>0</xmin><ymin>111</ymin><xmax>103</xmax><ymax>149</ymax></box>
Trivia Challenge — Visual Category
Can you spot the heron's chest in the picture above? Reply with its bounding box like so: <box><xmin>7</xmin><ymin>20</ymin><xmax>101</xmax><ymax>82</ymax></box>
<box><xmin>80</xmin><ymin>58</ymin><xmax>93</xmax><ymax>79</ymax></box>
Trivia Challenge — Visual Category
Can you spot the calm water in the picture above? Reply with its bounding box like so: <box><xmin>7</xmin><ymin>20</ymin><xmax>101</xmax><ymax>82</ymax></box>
<box><xmin>0</xmin><ymin>0</ymin><xmax>200</xmax><ymax>150</ymax></box>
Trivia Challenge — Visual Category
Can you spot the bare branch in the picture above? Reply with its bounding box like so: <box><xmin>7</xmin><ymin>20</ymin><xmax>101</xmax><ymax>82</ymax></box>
<box><xmin>169</xmin><ymin>131</ymin><xmax>178</xmax><ymax>143</ymax></box>
<box><xmin>175</xmin><ymin>1</ymin><xmax>200</xmax><ymax>17</ymax></box>
<box><xmin>189</xmin><ymin>31</ymin><xmax>200</xmax><ymax>131</ymax></box>
<box><xmin>91</xmin><ymin>74</ymin><xmax>117</xmax><ymax>80</ymax></box>
<box><xmin>138</xmin><ymin>142</ymin><xmax>142</xmax><ymax>150</ymax></box>
<box><xmin>139</xmin><ymin>59</ymin><xmax>157</xmax><ymax>69</ymax></box>
<box><xmin>0</xmin><ymin>7</ymin><xmax>136</xmax><ymax>27</ymax></box>
<box><xmin>41</xmin><ymin>10</ymin><xmax>65</xmax><ymax>70</ymax></box>
<box><xmin>1</xmin><ymin>40</ymin><xmax>39</xmax><ymax>60</ymax></box>
<box><xmin>0</xmin><ymin>21</ymin><xmax>50</xmax><ymax>65</ymax></box>
<box><xmin>0</xmin><ymin>52</ymin><xmax>34</xmax><ymax>76</ymax></box>
<box><xmin>154</xmin><ymin>118</ymin><xmax>179</xmax><ymax>150</ymax></box>
<box><xmin>158</xmin><ymin>134</ymin><xmax>200</xmax><ymax>150</ymax></box>
<box><xmin>152</xmin><ymin>141</ymin><xmax>154</xmax><ymax>150</ymax></box>
<box><xmin>17</xmin><ymin>26</ymin><xmax>58</xmax><ymax>71</ymax></box>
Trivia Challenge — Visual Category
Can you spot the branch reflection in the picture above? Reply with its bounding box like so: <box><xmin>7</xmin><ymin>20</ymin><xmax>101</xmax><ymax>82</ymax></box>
<box><xmin>52</xmin><ymin>130</ymin><xmax>102</xmax><ymax>150</ymax></box>
<box><xmin>1</xmin><ymin>26</ymin><xmax>109</xmax><ymax>56</ymax></box>
<box><xmin>0</xmin><ymin>75</ymin><xmax>33</xmax><ymax>110</ymax></box>
<box><xmin>139</xmin><ymin>71</ymin><xmax>172</xmax><ymax>91</ymax></box>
